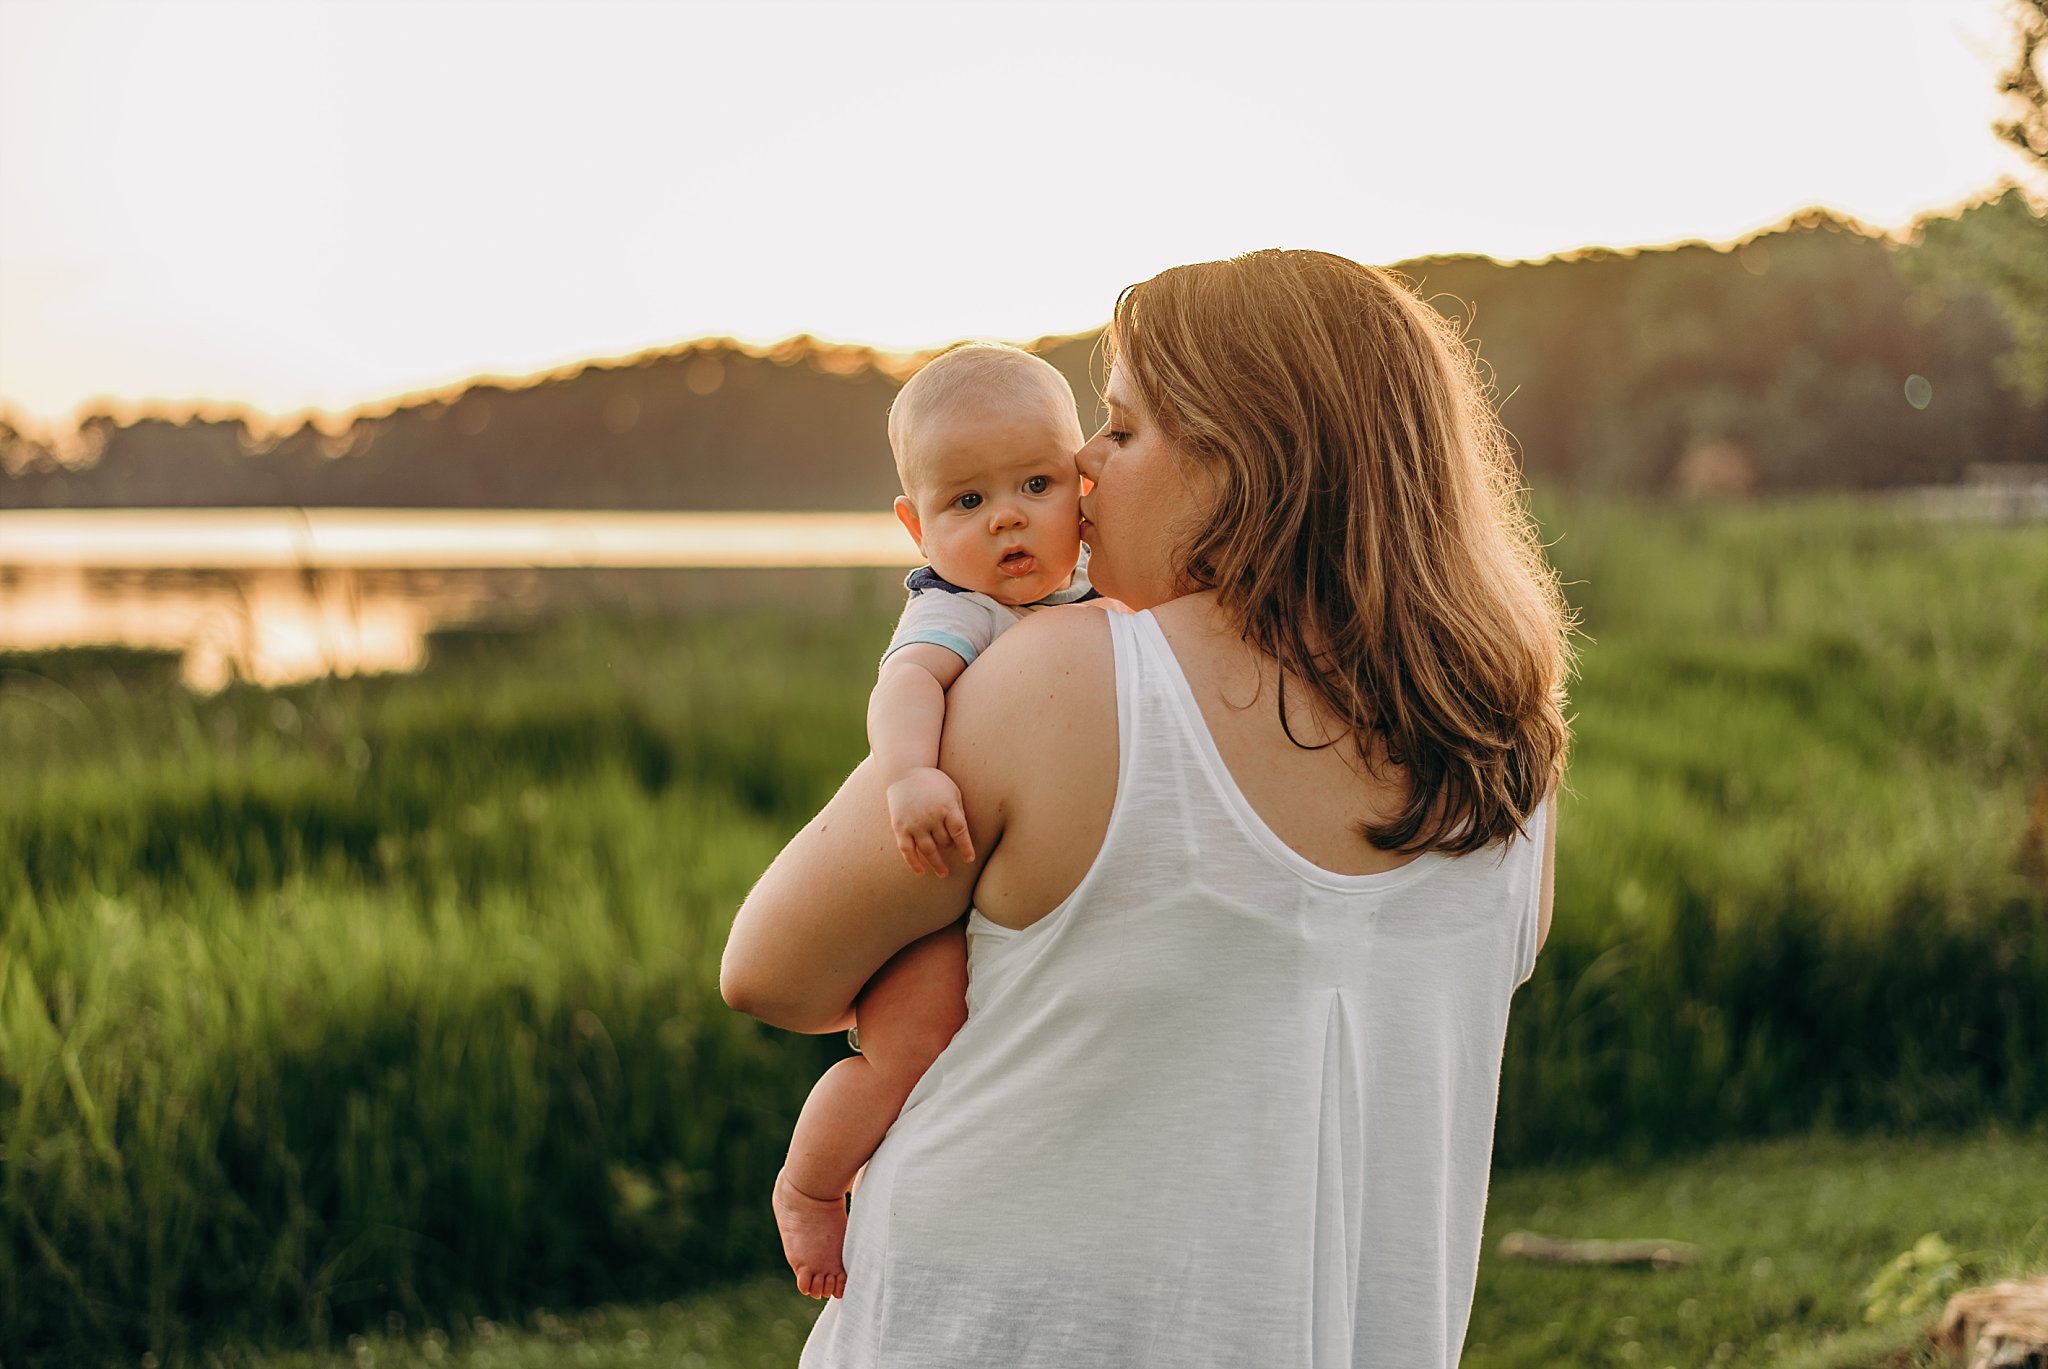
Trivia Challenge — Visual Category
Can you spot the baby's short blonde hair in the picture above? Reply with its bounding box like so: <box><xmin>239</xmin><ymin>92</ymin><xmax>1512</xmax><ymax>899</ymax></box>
<box><xmin>887</xmin><ymin>342</ymin><xmax>1083</xmax><ymax>494</ymax></box>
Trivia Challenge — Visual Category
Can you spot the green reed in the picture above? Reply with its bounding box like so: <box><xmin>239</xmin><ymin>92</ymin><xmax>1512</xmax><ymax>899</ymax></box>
<box><xmin>1498</xmin><ymin>498</ymin><xmax>2048</xmax><ymax>1158</ymax></box>
<box><xmin>2</xmin><ymin>499</ymin><xmax>2043</xmax><ymax>1361</ymax></box>
<box><xmin>3</xmin><ymin>614</ymin><xmax>873</xmax><ymax>1363</ymax></box>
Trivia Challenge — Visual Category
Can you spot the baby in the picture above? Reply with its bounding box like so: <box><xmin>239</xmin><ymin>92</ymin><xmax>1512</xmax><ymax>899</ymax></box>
<box><xmin>770</xmin><ymin>341</ymin><xmax>1095</xmax><ymax>1299</ymax></box>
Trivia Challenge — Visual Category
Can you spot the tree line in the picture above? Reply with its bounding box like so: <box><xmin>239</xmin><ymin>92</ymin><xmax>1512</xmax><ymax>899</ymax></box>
<box><xmin>3</xmin><ymin>192</ymin><xmax>2042</xmax><ymax>511</ymax></box>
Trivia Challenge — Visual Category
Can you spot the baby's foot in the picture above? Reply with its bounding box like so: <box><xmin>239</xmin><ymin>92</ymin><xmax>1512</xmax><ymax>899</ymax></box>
<box><xmin>773</xmin><ymin>1169</ymin><xmax>848</xmax><ymax>1300</ymax></box>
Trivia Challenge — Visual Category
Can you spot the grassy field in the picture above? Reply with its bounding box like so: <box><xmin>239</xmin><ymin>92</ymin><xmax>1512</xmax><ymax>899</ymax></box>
<box><xmin>1466</xmin><ymin>1128</ymin><xmax>2048</xmax><ymax>1368</ymax></box>
<box><xmin>1502</xmin><ymin>500</ymin><xmax>2048</xmax><ymax>1157</ymax></box>
<box><xmin>205</xmin><ymin>1128</ymin><xmax>2048</xmax><ymax>1369</ymax></box>
<box><xmin>3</xmin><ymin>498</ymin><xmax>2045</xmax><ymax>1363</ymax></box>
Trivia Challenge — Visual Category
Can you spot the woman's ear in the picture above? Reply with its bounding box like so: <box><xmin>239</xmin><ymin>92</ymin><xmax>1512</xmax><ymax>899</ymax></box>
<box><xmin>894</xmin><ymin>496</ymin><xmax>925</xmax><ymax>553</ymax></box>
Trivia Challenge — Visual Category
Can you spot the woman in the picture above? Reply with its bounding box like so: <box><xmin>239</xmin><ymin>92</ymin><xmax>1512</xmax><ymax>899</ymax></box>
<box><xmin>721</xmin><ymin>249</ymin><xmax>1570</xmax><ymax>1367</ymax></box>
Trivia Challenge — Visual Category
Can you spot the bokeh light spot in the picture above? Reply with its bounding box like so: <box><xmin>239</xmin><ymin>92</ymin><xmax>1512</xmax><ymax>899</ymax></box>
<box><xmin>685</xmin><ymin>355</ymin><xmax>725</xmax><ymax>396</ymax></box>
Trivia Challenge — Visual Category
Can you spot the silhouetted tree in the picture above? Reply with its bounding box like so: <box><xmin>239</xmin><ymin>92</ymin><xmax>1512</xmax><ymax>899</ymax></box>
<box><xmin>5</xmin><ymin>214</ymin><xmax>2043</xmax><ymax>509</ymax></box>
<box><xmin>1906</xmin><ymin>190</ymin><xmax>2048</xmax><ymax>401</ymax></box>
<box><xmin>1893</xmin><ymin>3</ymin><xmax>2048</xmax><ymax>403</ymax></box>
<box><xmin>0</xmin><ymin>417</ymin><xmax>52</xmax><ymax>478</ymax></box>
<box><xmin>1998</xmin><ymin>0</ymin><xmax>2048</xmax><ymax>168</ymax></box>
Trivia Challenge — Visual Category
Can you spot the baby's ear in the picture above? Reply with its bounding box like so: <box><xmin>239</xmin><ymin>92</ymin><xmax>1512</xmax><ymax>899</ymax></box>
<box><xmin>893</xmin><ymin>496</ymin><xmax>925</xmax><ymax>552</ymax></box>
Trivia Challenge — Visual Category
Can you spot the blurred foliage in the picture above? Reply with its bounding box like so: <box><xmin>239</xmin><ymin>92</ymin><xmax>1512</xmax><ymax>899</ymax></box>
<box><xmin>1</xmin><ymin>611</ymin><xmax>871</xmax><ymax>1364</ymax></box>
<box><xmin>0</xmin><ymin>645</ymin><xmax>187</xmax><ymax>694</ymax></box>
<box><xmin>1904</xmin><ymin>188</ymin><xmax>2048</xmax><ymax>401</ymax></box>
<box><xmin>1</xmin><ymin>501</ymin><xmax>2045</xmax><ymax>1362</ymax></box>
<box><xmin>1860</xmin><ymin>1233</ymin><xmax>1968</xmax><ymax>1325</ymax></box>
<box><xmin>0</xmin><ymin>339</ymin><xmax>914</xmax><ymax>509</ymax></box>
<box><xmin>1996</xmin><ymin>0</ymin><xmax>2047</xmax><ymax>169</ymax></box>
<box><xmin>1496</xmin><ymin>499</ymin><xmax>2048</xmax><ymax>1161</ymax></box>
<box><xmin>1413</xmin><ymin>202</ymin><xmax>2046</xmax><ymax>491</ymax></box>
<box><xmin>211</xmin><ymin>1278</ymin><xmax>822</xmax><ymax>1369</ymax></box>
<box><xmin>5</xmin><ymin>202</ymin><xmax>2045</xmax><ymax>510</ymax></box>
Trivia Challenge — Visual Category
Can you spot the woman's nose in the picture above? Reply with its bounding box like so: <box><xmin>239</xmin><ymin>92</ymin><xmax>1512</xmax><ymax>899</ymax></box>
<box><xmin>1075</xmin><ymin>431</ymin><xmax>1105</xmax><ymax>484</ymax></box>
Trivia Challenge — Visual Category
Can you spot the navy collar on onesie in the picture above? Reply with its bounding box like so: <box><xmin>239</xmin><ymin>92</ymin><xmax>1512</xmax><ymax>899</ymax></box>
<box><xmin>906</xmin><ymin>565</ymin><xmax>1100</xmax><ymax>605</ymax></box>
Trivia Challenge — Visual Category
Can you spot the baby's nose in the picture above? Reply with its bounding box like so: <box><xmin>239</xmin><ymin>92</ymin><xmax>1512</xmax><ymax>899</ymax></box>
<box><xmin>989</xmin><ymin>501</ymin><xmax>1026</xmax><ymax>529</ymax></box>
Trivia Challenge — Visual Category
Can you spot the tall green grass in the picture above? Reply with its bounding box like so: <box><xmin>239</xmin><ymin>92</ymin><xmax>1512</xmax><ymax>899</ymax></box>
<box><xmin>1499</xmin><ymin>500</ymin><xmax>2048</xmax><ymax>1157</ymax></box>
<box><xmin>2</xmin><ymin>616</ymin><xmax>869</xmax><ymax>1363</ymax></box>
<box><xmin>2</xmin><ymin>500</ymin><xmax>2043</xmax><ymax>1361</ymax></box>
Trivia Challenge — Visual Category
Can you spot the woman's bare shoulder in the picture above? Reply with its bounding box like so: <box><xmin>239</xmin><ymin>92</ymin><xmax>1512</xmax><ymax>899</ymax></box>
<box><xmin>951</xmin><ymin>603</ymin><xmax>1117</xmax><ymax>714</ymax></box>
<box><xmin>941</xmin><ymin>604</ymin><xmax>1121</xmax><ymax>931</ymax></box>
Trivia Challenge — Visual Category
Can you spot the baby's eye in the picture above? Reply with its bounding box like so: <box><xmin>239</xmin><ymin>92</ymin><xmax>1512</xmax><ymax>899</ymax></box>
<box><xmin>954</xmin><ymin>492</ymin><xmax>983</xmax><ymax>510</ymax></box>
<box><xmin>1024</xmin><ymin>475</ymin><xmax>1050</xmax><ymax>494</ymax></box>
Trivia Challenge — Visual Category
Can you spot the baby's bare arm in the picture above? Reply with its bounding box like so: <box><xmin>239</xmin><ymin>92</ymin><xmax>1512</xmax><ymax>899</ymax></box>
<box><xmin>868</xmin><ymin>644</ymin><xmax>969</xmax><ymax>782</ymax></box>
<box><xmin>869</xmin><ymin>644</ymin><xmax>974</xmax><ymax>875</ymax></box>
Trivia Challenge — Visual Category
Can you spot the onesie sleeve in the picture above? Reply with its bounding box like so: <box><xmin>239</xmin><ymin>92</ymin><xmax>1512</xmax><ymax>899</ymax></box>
<box><xmin>883</xmin><ymin>589</ymin><xmax>1002</xmax><ymax>667</ymax></box>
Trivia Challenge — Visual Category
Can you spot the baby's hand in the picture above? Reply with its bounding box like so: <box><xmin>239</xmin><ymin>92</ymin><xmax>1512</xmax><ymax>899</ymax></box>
<box><xmin>886</xmin><ymin>767</ymin><xmax>976</xmax><ymax>876</ymax></box>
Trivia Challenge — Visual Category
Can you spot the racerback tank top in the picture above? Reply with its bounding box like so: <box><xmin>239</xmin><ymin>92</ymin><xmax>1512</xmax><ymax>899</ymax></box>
<box><xmin>802</xmin><ymin>607</ymin><xmax>1547</xmax><ymax>1368</ymax></box>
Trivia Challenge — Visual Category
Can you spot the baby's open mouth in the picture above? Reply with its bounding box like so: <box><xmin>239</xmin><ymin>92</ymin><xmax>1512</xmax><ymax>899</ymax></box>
<box><xmin>997</xmin><ymin>549</ymin><xmax>1038</xmax><ymax>578</ymax></box>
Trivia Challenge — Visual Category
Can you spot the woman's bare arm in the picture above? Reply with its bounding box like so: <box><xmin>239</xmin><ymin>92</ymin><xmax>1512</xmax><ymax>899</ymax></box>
<box><xmin>720</xmin><ymin>754</ymin><xmax>984</xmax><ymax>1032</ymax></box>
<box><xmin>719</xmin><ymin>607</ymin><xmax>1114</xmax><ymax>1033</ymax></box>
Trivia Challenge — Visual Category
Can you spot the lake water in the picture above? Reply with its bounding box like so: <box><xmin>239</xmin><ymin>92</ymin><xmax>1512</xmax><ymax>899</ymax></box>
<box><xmin>0</xmin><ymin>509</ymin><xmax>916</xmax><ymax>689</ymax></box>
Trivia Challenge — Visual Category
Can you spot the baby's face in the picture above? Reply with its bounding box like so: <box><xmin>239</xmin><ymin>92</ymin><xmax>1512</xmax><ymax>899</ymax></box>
<box><xmin>894</xmin><ymin>402</ymin><xmax>1084</xmax><ymax>607</ymax></box>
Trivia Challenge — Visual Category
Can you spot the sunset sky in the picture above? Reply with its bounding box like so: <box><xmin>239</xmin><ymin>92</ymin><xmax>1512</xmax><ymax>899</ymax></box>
<box><xmin>0</xmin><ymin>0</ymin><xmax>2037</xmax><ymax>430</ymax></box>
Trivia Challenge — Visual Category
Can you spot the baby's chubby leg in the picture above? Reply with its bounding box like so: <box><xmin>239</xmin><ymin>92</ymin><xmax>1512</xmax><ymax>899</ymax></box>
<box><xmin>775</xmin><ymin>920</ymin><xmax>969</xmax><ymax>1299</ymax></box>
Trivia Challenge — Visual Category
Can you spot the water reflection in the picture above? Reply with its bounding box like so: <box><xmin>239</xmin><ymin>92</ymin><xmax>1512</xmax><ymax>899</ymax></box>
<box><xmin>3</xmin><ymin>565</ymin><xmax>498</xmax><ymax>689</ymax></box>
<box><xmin>0</xmin><ymin>563</ymin><xmax>905</xmax><ymax>690</ymax></box>
<box><xmin>0</xmin><ymin>509</ymin><xmax>913</xmax><ymax>569</ymax></box>
<box><xmin>0</xmin><ymin>510</ymin><xmax>916</xmax><ymax>690</ymax></box>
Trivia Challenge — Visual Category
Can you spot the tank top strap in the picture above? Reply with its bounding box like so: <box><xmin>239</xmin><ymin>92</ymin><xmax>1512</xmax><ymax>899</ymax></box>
<box><xmin>1100</xmin><ymin>607</ymin><xmax>1254</xmax><ymax>862</ymax></box>
<box><xmin>1103</xmin><ymin>607</ymin><xmax>1470</xmax><ymax>896</ymax></box>
<box><xmin>1104</xmin><ymin>607</ymin><xmax>1202</xmax><ymax>789</ymax></box>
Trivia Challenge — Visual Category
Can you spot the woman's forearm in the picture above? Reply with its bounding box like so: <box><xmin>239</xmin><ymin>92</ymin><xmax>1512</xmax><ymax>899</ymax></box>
<box><xmin>722</xmin><ymin>617</ymin><xmax>1089</xmax><ymax>1034</ymax></box>
<box><xmin>720</xmin><ymin>756</ymin><xmax>981</xmax><ymax>1032</ymax></box>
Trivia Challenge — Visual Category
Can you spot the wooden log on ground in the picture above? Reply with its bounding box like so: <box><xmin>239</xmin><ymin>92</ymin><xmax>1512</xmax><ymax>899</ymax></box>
<box><xmin>1495</xmin><ymin>1230</ymin><xmax>1700</xmax><ymax>1271</ymax></box>
<box><xmin>1935</xmin><ymin>1275</ymin><xmax>2048</xmax><ymax>1368</ymax></box>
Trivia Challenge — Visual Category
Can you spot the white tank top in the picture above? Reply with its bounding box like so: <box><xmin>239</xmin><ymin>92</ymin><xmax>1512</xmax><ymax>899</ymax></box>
<box><xmin>803</xmin><ymin>608</ymin><xmax>1547</xmax><ymax>1368</ymax></box>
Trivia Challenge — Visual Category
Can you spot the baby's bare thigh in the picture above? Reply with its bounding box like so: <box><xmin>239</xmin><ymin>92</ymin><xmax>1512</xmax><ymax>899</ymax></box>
<box><xmin>853</xmin><ymin>920</ymin><xmax>969</xmax><ymax>1077</ymax></box>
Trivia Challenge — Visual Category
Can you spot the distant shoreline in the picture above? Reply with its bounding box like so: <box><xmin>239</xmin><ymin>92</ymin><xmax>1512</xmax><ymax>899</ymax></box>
<box><xmin>0</xmin><ymin>508</ymin><xmax>919</xmax><ymax>570</ymax></box>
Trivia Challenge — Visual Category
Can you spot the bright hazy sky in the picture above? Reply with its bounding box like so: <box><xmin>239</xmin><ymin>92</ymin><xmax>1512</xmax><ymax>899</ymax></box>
<box><xmin>0</xmin><ymin>0</ymin><xmax>2036</xmax><ymax>429</ymax></box>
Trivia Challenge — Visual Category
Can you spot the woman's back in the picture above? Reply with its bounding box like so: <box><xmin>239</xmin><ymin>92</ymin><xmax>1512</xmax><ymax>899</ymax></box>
<box><xmin>802</xmin><ymin>608</ymin><xmax>1548</xmax><ymax>1368</ymax></box>
<box><xmin>959</xmin><ymin>594</ymin><xmax>1423</xmax><ymax>938</ymax></box>
<box><xmin>725</xmin><ymin>249</ymin><xmax>1571</xmax><ymax>1363</ymax></box>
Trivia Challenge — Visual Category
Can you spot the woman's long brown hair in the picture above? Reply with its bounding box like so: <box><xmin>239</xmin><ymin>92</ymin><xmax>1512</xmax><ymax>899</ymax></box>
<box><xmin>1110</xmin><ymin>249</ymin><xmax>1572</xmax><ymax>855</ymax></box>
